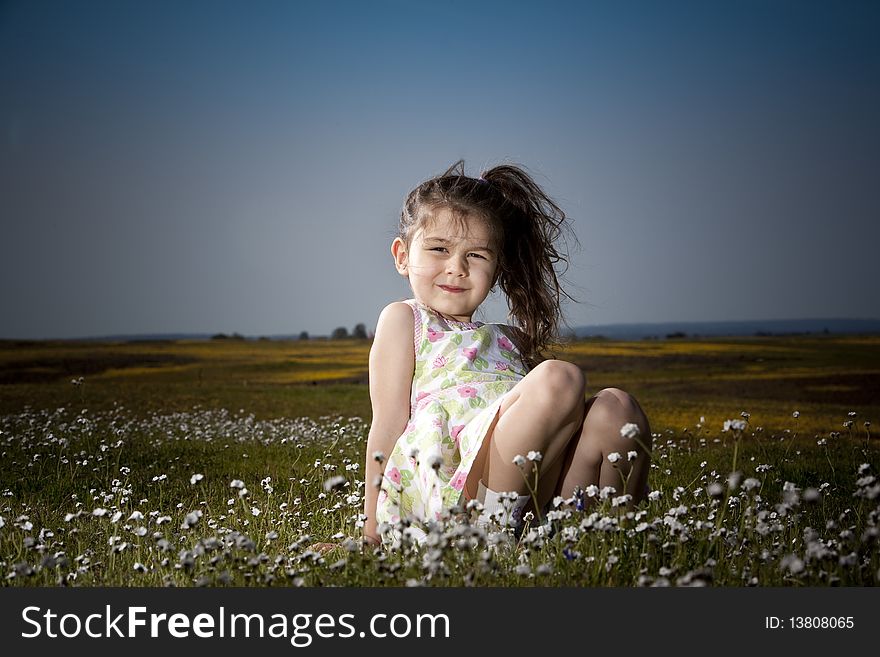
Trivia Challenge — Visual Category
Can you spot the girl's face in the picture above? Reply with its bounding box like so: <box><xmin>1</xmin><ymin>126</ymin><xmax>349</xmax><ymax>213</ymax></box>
<box><xmin>392</xmin><ymin>206</ymin><xmax>498</xmax><ymax>322</ymax></box>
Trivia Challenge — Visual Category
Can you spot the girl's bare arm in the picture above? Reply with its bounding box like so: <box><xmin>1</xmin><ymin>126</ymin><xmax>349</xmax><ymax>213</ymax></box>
<box><xmin>362</xmin><ymin>302</ymin><xmax>415</xmax><ymax>545</ymax></box>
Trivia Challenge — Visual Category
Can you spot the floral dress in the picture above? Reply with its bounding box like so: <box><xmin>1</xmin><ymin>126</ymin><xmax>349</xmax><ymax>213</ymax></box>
<box><xmin>375</xmin><ymin>299</ymin><xmax>529</xmax><ymax>545</ymax></box>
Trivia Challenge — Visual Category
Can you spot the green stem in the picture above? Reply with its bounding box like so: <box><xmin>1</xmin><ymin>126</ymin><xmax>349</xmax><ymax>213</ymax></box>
<box><xmin>731</xmin><ymin>431</ymin><xmax>741</xmax><ymax>473</ymax></box>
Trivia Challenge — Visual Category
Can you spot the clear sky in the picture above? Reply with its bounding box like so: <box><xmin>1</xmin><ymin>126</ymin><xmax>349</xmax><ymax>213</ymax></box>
<box><xmin>1</xmin><ymin>0</ymin><xmax>878</xmax><ymax>339</ymax></box>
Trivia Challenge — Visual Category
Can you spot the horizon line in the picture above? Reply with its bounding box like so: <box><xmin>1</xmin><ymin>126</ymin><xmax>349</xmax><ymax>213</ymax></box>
<box><xmin>4</xmin><ymin>316</ymin><xmax>880</xmax><ymax>342</ymax></box>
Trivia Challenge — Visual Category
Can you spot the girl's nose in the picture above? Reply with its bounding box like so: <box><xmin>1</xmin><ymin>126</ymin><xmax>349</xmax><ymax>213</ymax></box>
<box><xmin>446</xmin><ymin>255</ymin><xmax>468</xmax><ymax>276</ymax></box>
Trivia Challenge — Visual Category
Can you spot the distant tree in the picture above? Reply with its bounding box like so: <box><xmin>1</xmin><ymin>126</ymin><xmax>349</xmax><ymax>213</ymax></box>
<box><xmin>352</xmin><ymin>323</ymin><xmax>368</xmax><ymax>339</ymax></box>
<box><xmin>212</xmin><ymin>332</ymin><xmax>246</xmax><ymax>341</ymax></box>
<box><xmin>299</xmin><ymin>331</ymin><xmax>310</xmax><ymax>340</ymax></box>
<box><xmin>331</xmin><ymin>326</ymin><xmax>349</xmax><ymax>339</ymax></box>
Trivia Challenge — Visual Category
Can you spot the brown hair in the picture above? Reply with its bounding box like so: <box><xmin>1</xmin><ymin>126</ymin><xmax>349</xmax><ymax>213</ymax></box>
<box><xmin>398</xmin><ymin>160</ymin><xmax>575</xmax><ymax>366</ymax></box>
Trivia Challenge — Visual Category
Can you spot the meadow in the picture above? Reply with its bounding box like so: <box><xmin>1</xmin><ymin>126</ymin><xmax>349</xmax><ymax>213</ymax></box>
<box><xmin>0</xmin><ymin>334</ymin><xmax>877</xmax><ymax>586</ymax></box>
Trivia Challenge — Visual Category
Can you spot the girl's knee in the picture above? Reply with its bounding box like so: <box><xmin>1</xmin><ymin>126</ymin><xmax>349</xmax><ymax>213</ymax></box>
<box><xmin>530</xmin><ymin>360</ymin><xmax>586</xmax><ymax>409</ymax></box>
<box><xmin>596</xmin><ymin>388</ymin><xmax>645</xmax><ymax>419</ymax></box>
<box><xmin>590</xmin><ymin>388</ymin><xmax>650</xmax><ymax>437</ymax></box>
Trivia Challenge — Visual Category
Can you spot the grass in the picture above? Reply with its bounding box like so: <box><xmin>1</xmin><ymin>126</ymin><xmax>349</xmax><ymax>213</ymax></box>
<box><xmin>0</xmin><ymin>334</ymin><xmax>877</xmax><ymax>586</ymax></box>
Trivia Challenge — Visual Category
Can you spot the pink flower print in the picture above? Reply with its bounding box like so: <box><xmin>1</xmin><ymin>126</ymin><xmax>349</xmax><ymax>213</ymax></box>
<box><xmin>450</xmin><ymin>470</ymin><xmax>467</xmax><ymax>491</ymax></box>
<box><xmin>387</xmin><ymin>467</ymin><xmax>401</xmax><ymax>486</ymax></box>
<box><xmin>457</xmin><ymin>385</ymin><xmax>477</xmax><ymax>398</ymax></box>
<box><xmin>432</xmin><ymin>416</ymin><xmax>442</xmax><ymax>428</ymax></box>
<box><xmin>432</xmin><ymin>355</ymin><xmax>448</xmax><ymax>369</ymax></box>
<box><xmin>450</xmin><ymin>424</ymin><xmax>465</xmax><ymax>446</ymax></box>
<box><xmin>461</xmin><ymin>347</ymin><xmax>478</xmax><ymax>361</ymax></box>
<box><xmin>415</xmin><ymin>392</ymin><xmax>431</xmax><ymax>408</ymax></box>
<box><xmin>427</xmin><ymin>327</ymin><xmax>445</xmax><ymax>343</ymax></box>
<box><xmin>497</xmin><ymin>336</ymin><xmax>514</xmax><ymax>351</ymax></box>
<box><xmin>495</xmin><ymin>361</ymin><xmax>509</xmax><ymax>371</ymax></box>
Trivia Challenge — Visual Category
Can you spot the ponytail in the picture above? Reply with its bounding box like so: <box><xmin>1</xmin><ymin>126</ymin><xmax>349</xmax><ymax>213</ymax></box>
<box><xmin>480</xmin><ymin>164</ymin><xmax>575</xmax><ymax>366</ymax></box>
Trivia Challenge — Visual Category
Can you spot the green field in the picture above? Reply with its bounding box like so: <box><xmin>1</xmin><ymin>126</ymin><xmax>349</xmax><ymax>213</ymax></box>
<box><xmin>1</xmin><ymin>334</ymin><xmax>878</xmax><ymax>586</ymax></box>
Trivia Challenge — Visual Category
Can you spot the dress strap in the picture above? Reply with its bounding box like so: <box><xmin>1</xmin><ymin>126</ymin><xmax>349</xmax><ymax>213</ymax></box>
<box><xmin>402</xmin><ymin>299</ymin><xmax>423</xmax><ymax>355</ymax></box>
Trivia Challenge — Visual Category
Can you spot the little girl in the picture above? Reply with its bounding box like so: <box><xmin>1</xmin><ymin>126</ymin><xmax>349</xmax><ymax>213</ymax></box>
<box><xmin>363</xmin><ymin>160</ymin><xmax>652</xmax><ymax>548</ymax></box>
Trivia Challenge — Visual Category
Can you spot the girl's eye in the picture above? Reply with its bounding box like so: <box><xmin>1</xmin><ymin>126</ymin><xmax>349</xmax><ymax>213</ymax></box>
<box><xmin>429</xmin><ymin>247</ymin><xmax>447</xmax><ymax>253</ymax></box>
<box><xmin>468</xmin><ymin>253</ymin><xmax>486</xmax><ymax>260</ymax></box>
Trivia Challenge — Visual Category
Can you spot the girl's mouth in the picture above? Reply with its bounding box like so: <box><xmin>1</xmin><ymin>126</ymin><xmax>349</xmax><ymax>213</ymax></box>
<box><xmin>439</xmin><ymin>285</ymin><xmax>465</xmax><ymax>293</ymax></box>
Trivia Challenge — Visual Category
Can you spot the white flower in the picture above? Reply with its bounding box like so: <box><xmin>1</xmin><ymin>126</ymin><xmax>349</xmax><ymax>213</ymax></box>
<box><xmin>612</xmin><ymin>494</ymin><xmax>632</xmax><ymax>507</ymax></box>
<box><xmin>792</xmin><ymin>411</ymin><xmax>800</xmax><ymax>418</ymax></box>
<box><xmin>424</xmin><ymin>445</ymin><xmax>442</xmax><ymax>471</ymax></box>
<box><xmin>620</xmin><ymin>423</ymin><xmax>640</xmax><ymax>440</ymax></box>
<box><xmin>110</xmin><ymin>511</ymin><xmax>123</xmax><ymax>524</ymax></box>
<box><xmin>742</xmin><ymin>477</ymin><xmax>761</xmax><ymax>492</ymax></box>
<box><xmin>727</xmin><ymin>471</ymin><xmax>743</xmax><ymax>491</ymax></box>
<box><xmin>133</xmin><ymin>562</ymin><xmax>147</xmax><ymax>573</ymax></box>
<box><xmin>190</xmin><ymin>474</ymin><xmax>204</xmax><ymax>485</ymax></box>
<box><xmin>648</xmin><ymin>490</ymin><xmax>661</xmax><ymax>502</ymax></box>
<box><xmin>627</xmin><ymin>450</ymin><xmax>638</xmax><ymax>462</ymax></box>
<box><xmin>373</xmin><ymin>451</ymin><xmax>386</xmax><ymax>464</ymax></box>
<box><xmin>723</xmin><ymin>419</ymin><xmax>747</xmax><ymax>432</ymax></box>
<box><xmin>251</xmin><ymin>506</ymin><xmax>261</xmax><ymax>516</ymax></box>
<box><xmin>781</xmin><ymin>554</ymin><xmax>804</xmax><ymax>575</ymax></box>
<box><xmin>92</xmin><ymin>508</ymin><xmax>108</xmax><ymax>517</ymax></box>
<box><xmin>128</xmin><ymin>511</ymin><xmax>144</xmax><ymax>521</ymax></box>
<box><xmin>512</xmin><ymin>454</ymin><xmax>527</xmax><ymax>468</ymax></box>
<box><xmin>180</xmin><ymin>510</ymin><xmax>202</xmax><ymax>529</ymax></box>
<box><xmin>527</xmin><ymin>450</ymin><xmax>543</xmax><ymax>462</ymax></box>
<box><xmin>803</xmin><ymin>488</ymin><xmax>820</xmax><ymax>503</ymax></box>
<box><xmin>323</xmin><ymin>475</ymin><xmax>346</xmax><ymax>492</ymax></box>
<box><xmin>607</xmin><ymin>452</ymin><xmax>621</xmax><ymax>464</ymax></box>
<box><xmin>229</xmin><ymin>479</ymin><xmax>245</xmax><ymax>489</ymax></box>
<box><xmin>599</xmin><ymin>486</ymin><xmax>617</xmax><ymax>500</ymax></box>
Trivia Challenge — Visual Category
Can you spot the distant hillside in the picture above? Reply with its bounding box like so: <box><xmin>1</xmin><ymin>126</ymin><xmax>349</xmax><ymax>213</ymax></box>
<box><xmin>10</xmin><ymin>318</ymin><xmax>880</xmax><ymax>343</ymax></box>
<box><xmin>572</xmin><ymin>318</ymin><xmax>880</xmax><ymax>340</ymax></box>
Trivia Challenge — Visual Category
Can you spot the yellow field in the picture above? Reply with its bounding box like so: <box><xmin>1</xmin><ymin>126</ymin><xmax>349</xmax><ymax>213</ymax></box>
<box><xmin>1</xmin><ymin>334</ymin><xmax>877</xmax><ymax>437</ymax></box>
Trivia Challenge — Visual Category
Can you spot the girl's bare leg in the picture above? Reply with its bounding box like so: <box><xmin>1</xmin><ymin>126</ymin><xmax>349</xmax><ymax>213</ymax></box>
<box><xmin>465</xmin><ymin>360</ymin><xmax>587</xmax><ymax>500</ymax></box>
<box><xmin>553</xmin><ymin>387</ymin><xmax>652</xmax><ymax>506</ymax></box>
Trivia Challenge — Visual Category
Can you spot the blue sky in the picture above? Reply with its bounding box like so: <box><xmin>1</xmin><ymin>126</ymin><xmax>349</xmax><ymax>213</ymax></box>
<box><xmin>1</xmin><ymin>0</ymin><xmax>877</xmax><ymax>339</ymax></box>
